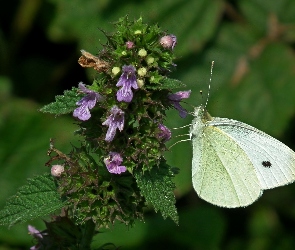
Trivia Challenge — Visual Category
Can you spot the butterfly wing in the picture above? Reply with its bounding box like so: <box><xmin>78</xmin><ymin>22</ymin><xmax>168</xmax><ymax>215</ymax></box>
<box><xmin>191</xmin><ymin>119</ymin><xmax>262</xmax><ymax>208</ymax></box>
<box><xmin>209</xmin><ymin>118</ymin><xmax>295</xmax><ymax>190</ymax></box>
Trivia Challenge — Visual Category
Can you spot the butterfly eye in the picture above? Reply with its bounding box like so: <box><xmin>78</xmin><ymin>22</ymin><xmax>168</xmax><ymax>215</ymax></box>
<box><xmin>262</xmin><ymin>161</ymin><xmax>272</xmax><ymax>168</ymax></box>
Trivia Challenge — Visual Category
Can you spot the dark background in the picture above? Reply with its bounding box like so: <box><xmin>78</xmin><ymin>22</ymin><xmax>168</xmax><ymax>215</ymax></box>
<box><xmin>1</xmin><ymin>0</ymin><xmax>295</xmax><ymax>249</ymax></box>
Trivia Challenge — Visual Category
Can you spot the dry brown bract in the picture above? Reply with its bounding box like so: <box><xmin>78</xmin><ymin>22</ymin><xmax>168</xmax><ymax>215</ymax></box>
<box><xmin>78</xmin><ymin>50</ymin><xmax>109</xmax><ymax>72</ymax></box>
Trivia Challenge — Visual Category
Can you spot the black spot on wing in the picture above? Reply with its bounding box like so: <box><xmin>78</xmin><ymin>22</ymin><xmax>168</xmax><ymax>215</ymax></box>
<box><xmin>262</xmin><ymin>161</ymin><xmax>272</xmax><ymax>168</ymax></box>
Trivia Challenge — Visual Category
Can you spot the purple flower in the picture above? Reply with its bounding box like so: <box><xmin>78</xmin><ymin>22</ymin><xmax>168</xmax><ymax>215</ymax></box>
<box><xmin>168</xmin><ymin>90</ymin><xmax>191</xmax><ymax>118</ymax></box>
<box><xmin>160</xmin><ymin>35</ymin><xmax>177</xmax><ymax>50</ymax></box>
<box><xmin>116</xmin><ymin>65</ymin><xmax>138</xmax><ymax>102</ymax></box>
<box><xmin>158</xmin><ymin>124</ymin><xmax>171</xmax><ymax>142</ymax></box>
<box><xmin>102</xmin><ymin>106</ymin><xmax>124</xmax><ymax>142</ymax></box>
<box><xmin>73</xmin><ymin>82</ymin><xmax>104</xmax><ymax>121</ymax></box>
<box><xmin>104</xmin><ymin>152</ymin><xmax>127</xmax><ymax>174</ymax></box>
<box><xmin>30</xmin><ymin>246</ymin><xmax>40</xmax><ymax>250</ymax></box>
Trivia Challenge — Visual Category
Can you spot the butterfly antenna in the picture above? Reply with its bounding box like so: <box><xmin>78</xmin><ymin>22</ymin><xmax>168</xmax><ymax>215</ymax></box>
<box><xmin>204</xmin><ymin>61</ymin><xmax>214</xmax><ymax>109</ymax></box>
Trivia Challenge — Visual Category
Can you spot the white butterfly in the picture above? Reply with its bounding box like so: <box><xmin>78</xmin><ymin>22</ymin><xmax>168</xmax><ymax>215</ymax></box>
<box><xmin>190</xmin><ymin>106</ymin><xmax>295</xmax><ymax>208</ymax></box>
<box><xmin>189</xmin><ymin>63</ymin><xmax>295</xmax><ymax>208</ymax></box>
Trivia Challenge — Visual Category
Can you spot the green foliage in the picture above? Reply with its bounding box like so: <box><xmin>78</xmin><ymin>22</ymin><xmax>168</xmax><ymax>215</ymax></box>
<box><xmin>134</xmin><ymin>161</ymin><xmax>178</xmax><ymax>223</ymax></box>
<box><xmin>146</xmin><ymin>77</ymin><xmax>185</xmax><ymax>90</ymax></box>
<box><xmin>40</xmin><ymin>87</ymin><xmax>82</xmax><ymax>115</ymax></box>
<box><xmin>56</xmin><ymin>145</ymin><xmax>144</xmax><ymax>228</ymax></box>
<box><xmin>2</xmin><ymin>0</ymin><xmax>295</xmax><ymax>249</ymax></box>
<box><xmin>0</xmin><ymin>174</ymin><xmax>64</xmax><ymax>227</ymax></box>
<box><xmin>92</xmin><ymin>206</ymin><xmax>225</xmax><ymax>249</ymax></box>
<box><xmin>47</xmin><ymin>0</ymin><xmax>223</xmax><ymax>57</ymax></box>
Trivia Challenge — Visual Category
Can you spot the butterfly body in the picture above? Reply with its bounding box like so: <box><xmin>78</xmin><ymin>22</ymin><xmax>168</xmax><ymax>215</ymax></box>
<box><xmin>190</xmin><ymin>106</ymin><xmax>295</xmax><ymax>208</ymax></box>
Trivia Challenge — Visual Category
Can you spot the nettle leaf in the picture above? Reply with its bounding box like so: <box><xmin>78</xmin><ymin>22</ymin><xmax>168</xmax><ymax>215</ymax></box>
<box><xmin>135</xmin><ymin>162</ymin><xmax>178</xmax><ymax>224</ymax></box>
<box><xmin>40</xmin><ymin>87</ymin><xmax>82</xmax><ymax>115</ymax></box>
<box><xmin>0</xmin><ymin>174</ymin><xmax>64</xmax><ymax>227</ymax></box>
<box><xmin>161</xmin><ymin>78</ymin><xmax>186</xmax><ymax>89</ymax></box>
<box><xmin>147</xmin><ymin>77</ymin><xmax>185</xmax><ymax>90</ymax></box>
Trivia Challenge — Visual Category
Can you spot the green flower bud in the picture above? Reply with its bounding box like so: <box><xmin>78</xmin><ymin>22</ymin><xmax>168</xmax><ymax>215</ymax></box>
<box><xmin>138</xmin><ymin>49</ymin><xmax>147</xmax><ymax>57</ymax></box>
<box><xmin>121</xmin><ymin>51</ymin><xmax>127</xmax><ymax>56</ymax></box>
<box><xmin>137</xmin><ymin>67</ymin><xmax>147</xmax><ymax>77</ymax></box>
<box><xmin>146</xmin><ymin>56</ymin><xmax>155</xmax><ymax>65</ymax></box>
<box><xmin>137</xmin><ymin>79</ymin><xmax>144</xmax><ymax>88</ymax></box>
<box><xmin>112</xmin><ymin>67</ymin><xmax>121</xmax><ymax>75</ymax></box>
<box><xmin>134</xmin><ymin>30</ymin><xmax>142</xmax><ymax>35</ymax></box>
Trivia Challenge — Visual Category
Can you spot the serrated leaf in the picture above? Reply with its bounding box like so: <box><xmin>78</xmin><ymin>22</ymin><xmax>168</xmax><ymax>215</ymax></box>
<box><xmin>147</xmin><ymin>77</ymin><xmax>185</xmax><ymax>90</ymax></box>
<box><xmin>134</xmin><ymin>162</ymin><xmax>178</xmax><ymax>223</ymax></box>
<box><xmin>0</xmin><ymin>174</ymin><xmax>64</xmax><ymax>227</ymax></box>
<box><xmin>40</xmin><ymin>87</ymin><xmax>82</xmax><ymax>115</ymax></box>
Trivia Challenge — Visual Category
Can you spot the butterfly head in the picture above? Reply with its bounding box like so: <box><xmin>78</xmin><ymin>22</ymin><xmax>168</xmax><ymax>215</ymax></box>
<box><xmin>194</xmin><ymin>105</ymin><xmax>213</xmax><ymax>123</ymax></box>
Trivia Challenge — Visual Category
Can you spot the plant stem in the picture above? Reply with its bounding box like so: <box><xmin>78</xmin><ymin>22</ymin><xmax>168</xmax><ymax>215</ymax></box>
<box><xmin>79</xmin><ymin>219</ymin><xmax>96</xmax><ymax>250</ymax></box>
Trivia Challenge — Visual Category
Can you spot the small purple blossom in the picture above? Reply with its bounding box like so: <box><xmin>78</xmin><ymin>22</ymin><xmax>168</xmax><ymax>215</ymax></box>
<box><xmin>116</xmin><ymin>65</ymin><xmax>138</xmax><ymax>102</ymax></box>
<box><xmin>73</xmin><ymin>82</ymin><xmax>104</xmax><ymax>121</ymax></box>
<box><xmin>158</xmin><ymin>124</ymin><xmax>172</xmax><ymax>142</ymax></box>
<box><xmin>168</xmin><ymin>90</ymin><xmax>191</xmax><ymax>118</ymax></box>
<box><xmin>160</xmin><ymin>34</ymin><xmax>177</xmax><ymax>50</ymax></box>
<box><xmin>126</xmin><ymin>41</ymin><xmax>134</xmax><ymax>49</ymax></box>
<box><xmin>102</xmin><ymin>105</ymin><xmax>124</xmax><ymax>142</ymax></box>
<box><xmin>104</xmin><ymin>152</ymin><xmax>127</xmax><ymax>174</ymax></box>
<box><xmin>28</xmin><ymin>225</ymin><xmax>44</xmax><ymax>239</ymax></box>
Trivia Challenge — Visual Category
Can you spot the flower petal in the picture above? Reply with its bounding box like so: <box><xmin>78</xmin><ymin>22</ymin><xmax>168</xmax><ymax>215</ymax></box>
<box><xmin>168</xmin><ymin>90</ymin><xmax>191</xmax><ymax>101</ymax></box>
<box><xmin>117</xmin><ymin>86</ymin><xmax>133</xmax><ymax>102</ymax></box>
<box><xmin>73</xmin><ymin>104</ymin><xmax>91</xmax><ymax>121</ymax></box>
<box><xmin>116</xmin><ymin>65</ymin><xmax>138</xmax><ymax>102</ymax></box>
<box><xmin>102</xmin><ymin>106</ymin><xmax>125</xmax><ymax>142</ymax></box>
<box><xmin>108</xmin><ymin>165</ymin><xmax>127</xmax><ymax>174</ymax></box>
<box><xmin>104</xmin><ymin>152</ymin><xmax>126</xmax><ymax>174</ymax></box>
<box><xmin>104</xmin><ymin>124</ymin><xmax>117</xmax><ymax>142</ymax></box>
<box><xmin>172</xmin><ymin>102</ymin><xmax>188</xmax><ymax>118</ymax></box>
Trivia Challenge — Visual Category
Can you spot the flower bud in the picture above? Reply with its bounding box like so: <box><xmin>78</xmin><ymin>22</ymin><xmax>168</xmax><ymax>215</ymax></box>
<box><xmin>126</xmin><ymin>41</ymin><xmax>134</xmax><ymax>49</ymax></box>
<box><xmin>137</xmin><ymin>67</ymin><xmax>147</xmax><ymax>77</ymax></box>
<box><xmin>51</xmin><ymin>165</ymin><xmax>64</xmax><ymax>177</ymax></box>
<box><xmin>146</xmin><ymin>56</ymin><xmax>155</xmax><ymax>65</ymax></box>
<box><xmin>137</xmin><ymin>79</ymin><xmax>144</xmax><ymax>88</ymax></box>
<box><xmin>121</xmin><ymin>51</ymin><xmax>127</xmax><ymax>56</ymax></box>
<box><xmin>160</xmin><ymin>34</ymin><xmax>177</xmax><ymax>49</ymax></box>
<box><xmin>138</xmin><ymin>49</ymin><xmax>147</xmax><ymax>57</ymax></box>
<box><xmin>112</xmin><ymin>66</ymin><xmax>121</xmax><ymax>75</ymax></box>
<box><xmin>158</xmin><ymin>124</ymin><xmax>171</xmax><ymax>142</ymax></box>
<box><xmin>134</xmin><ymin>30</ymin><xmax>142</xmax><ymax>35</ymax></box>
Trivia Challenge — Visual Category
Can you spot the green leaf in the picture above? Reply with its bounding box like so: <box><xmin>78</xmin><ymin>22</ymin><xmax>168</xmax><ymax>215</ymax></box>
<box><xmin>239</xmin><ymin>0</ymin><xmax>295</xmax><ymax>36</ymax></box>
<box><xmin>134</xmin><ymin>162</ymin><xmax>178</xmax><ymax>224</ymax></box>
<box><xmin>40</xmin><ymin>87</ymin><xmax>82</xmax><ymax>115</ymax></box>
<box><xmin>161</xmin><ymin>77</ymin><xmax>186</xmax><ymax>89</ymax></box>
<box><xmin>147</xmin><ymin>77</ymin><xmax>185</xmax><ymax>90</ymax></box>
<box><xmin>0</xmin><ymin>174</ymin><xmax>64</xmax><ymax>227</ymax></box>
